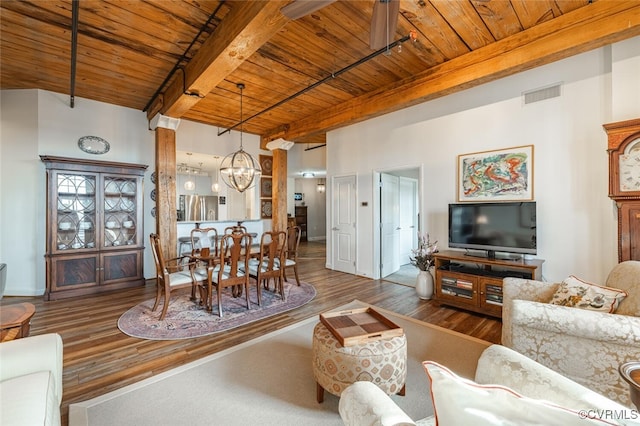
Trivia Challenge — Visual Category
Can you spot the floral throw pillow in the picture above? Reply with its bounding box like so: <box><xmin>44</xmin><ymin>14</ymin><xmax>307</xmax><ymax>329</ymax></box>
<box><xmin>549</xmin><ymin>275</ymin><xmax>627</xmax><ymax>313</ymax></box>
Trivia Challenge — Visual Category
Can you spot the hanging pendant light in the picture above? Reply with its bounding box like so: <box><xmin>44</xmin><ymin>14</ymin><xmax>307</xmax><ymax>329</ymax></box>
<box><xmin>220</xmin><ymin>83</ymin><xmax>261</xmax><ymax>193</ymax></box>
<box><xmin>183</xmin><ymin>153</ymin><xmax>196</xmax><ymax>191</ymax></box>
<box><xmin>184</xmin><ymin>176</ymin><xmax>195</xmax><ymax>191</ymax></box>
<box><xmin>211</xmin><ymin>156</ymin><xmax>220</xmax><ymax>192</ymax></box>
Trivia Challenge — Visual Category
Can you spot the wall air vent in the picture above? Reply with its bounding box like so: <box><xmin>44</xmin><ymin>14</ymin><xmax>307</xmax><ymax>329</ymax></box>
<box><xmin>523</xmin><ymin>83</ymin><xmax>562</xmax><ymax>105</ymax></box>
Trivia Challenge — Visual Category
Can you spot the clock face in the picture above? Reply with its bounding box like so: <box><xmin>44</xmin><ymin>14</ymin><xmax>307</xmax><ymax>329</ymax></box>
<box><xmin>619</xmin><ymin>138</ymin><xmax>640</xmax><ymax>192</ymax></box>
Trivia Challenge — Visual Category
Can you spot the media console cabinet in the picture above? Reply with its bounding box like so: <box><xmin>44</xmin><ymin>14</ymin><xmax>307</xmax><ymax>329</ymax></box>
<box><xmin>433</xmin><ymin>250</ymin><xmax>545</xmax><ymax>318</ymax></box>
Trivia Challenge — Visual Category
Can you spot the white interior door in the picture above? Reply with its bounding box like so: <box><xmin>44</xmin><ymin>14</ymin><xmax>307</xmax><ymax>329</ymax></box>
<box><xmin>381</xmin><ymin>173</ymin><xmax>400</xmax><ymax>277</ymax></box>
<box><xmin>331</xmin><ymin>175</ymin><xmax>356</xmax><ymax>274</ymax></box>
<box><xmin>399</xmin><ymin>177</ymin><xmax>418</xmax><ymax>265</ymax></box>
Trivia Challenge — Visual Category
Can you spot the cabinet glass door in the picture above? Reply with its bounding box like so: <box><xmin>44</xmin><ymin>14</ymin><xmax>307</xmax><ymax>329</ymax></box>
<box><xmin>56</xmin><ymin>172</ymin><xmax>97</xmax><ymax>251</ymax></box>
<box><xmin>103</xmin><ymin>176</ymin><xmax>138</xmax><ymax>248</ymax></box>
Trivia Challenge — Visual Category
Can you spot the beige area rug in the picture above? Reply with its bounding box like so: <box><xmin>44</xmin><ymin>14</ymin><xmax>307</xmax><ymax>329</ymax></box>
<box><xmin>69</xmin><ymin>301</ymin><xmax>490</xmax><ymax>426</ymax></box>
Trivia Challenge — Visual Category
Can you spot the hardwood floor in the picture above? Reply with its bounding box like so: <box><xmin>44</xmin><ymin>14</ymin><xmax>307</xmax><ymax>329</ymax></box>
<box><xmin>1</xmin><ymin>241</ymin><xmax>501</xmax><ymax>424</ymax></box>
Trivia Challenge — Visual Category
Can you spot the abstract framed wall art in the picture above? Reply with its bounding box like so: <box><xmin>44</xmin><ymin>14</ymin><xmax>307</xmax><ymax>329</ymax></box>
<box><xmin>457</xmin><ymin>145</ymin><xmax>534</xmax><ymax>202</ymax></box>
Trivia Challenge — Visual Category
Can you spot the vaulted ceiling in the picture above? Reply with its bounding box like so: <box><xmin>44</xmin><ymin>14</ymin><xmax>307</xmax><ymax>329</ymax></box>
<box><xmin>2</xmin><ymin>1</ymin><xmax>639</xmax><ymax>146</ymax></box>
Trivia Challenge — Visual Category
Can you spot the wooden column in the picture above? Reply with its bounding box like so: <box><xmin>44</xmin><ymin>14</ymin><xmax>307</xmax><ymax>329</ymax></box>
<box><xmin>271</xmin><ymin>148</ymin><xmax>288</xmax><ymax>232</ymax></box>
<box><xmin>152</xmin><ymin>115</ymin><xmax>180</xmax><ymax>261</ymax></box>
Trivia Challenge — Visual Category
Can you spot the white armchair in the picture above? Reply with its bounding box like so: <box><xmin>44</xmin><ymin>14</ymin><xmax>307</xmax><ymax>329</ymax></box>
<box><xmin>502</xmin><ymin>261</ymin><xmax>640</xmax><ymax>407</ymax></box>
<box><xmin>0</xmin><ymin>333</ymin><xmax>63</xmax><ymax>426</ymax></box>
<box><xmin>339</xmin><ymin>345</ymin><xmax>630</xmax><ymax>426</ymax></box>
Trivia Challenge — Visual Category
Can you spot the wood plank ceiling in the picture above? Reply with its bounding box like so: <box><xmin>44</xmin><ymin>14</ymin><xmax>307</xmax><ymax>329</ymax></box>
<box><xmin>2</xmin><ymin>1</ymin><xmax>639</xmax><ymax>146</ymax></box>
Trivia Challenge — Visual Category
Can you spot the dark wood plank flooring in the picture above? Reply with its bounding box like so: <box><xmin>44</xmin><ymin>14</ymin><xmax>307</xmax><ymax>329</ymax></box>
<box><xmin>1</xmin><ymin>241</ymin><xmax>501</xmax><ymax>424</ymax></box>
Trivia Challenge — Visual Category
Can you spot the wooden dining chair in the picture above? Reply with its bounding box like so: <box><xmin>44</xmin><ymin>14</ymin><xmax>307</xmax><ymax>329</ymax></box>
<box><xmin>190</xmin><ymin>227</ymin><xmax>218</xmax><ymax>275</ymax></box>
<box><xmin>190</xmin><ymin>227</ymin><xmax>219</xmax><ymax>256</ymax></box>
<box><xmin>149</xmin><ymin>233</ymin><xmax>209</xmax><ymax>320</ymax></box>
<box><xmin>281</xmin><ymin>226</ymin><xmax>302</xmax><ymax>286</ymax></box>
<box><xmin>208</xmin><ymin>231</ymin><xmax>252</xmax><ymax>317</ymax></box>
<box><xmin>246</xmin><ymin>231</ymin><xmax>286</xmax><ymax>304</ymax></box>
<box><xmin>224</xmin><ymin>225</ymin><xmax>247</xmax><ymax>235</ymax></box>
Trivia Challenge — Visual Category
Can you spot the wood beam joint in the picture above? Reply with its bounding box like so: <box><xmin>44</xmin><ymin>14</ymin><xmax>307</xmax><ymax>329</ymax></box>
<box><xmin>146</xmin><ymin>1</ymin><xmax>290</xmax><ymax>121</ymax></box>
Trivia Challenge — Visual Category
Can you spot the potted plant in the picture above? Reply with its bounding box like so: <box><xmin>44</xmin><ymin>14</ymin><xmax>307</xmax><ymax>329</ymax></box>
<box><xmin>410</xmin><ymin>233</ymin><xmax>438</xmax><ymax>299</ymax></box>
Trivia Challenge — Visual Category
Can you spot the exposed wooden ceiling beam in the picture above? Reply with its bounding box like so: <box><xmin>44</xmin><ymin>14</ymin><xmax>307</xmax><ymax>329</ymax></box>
<box><xmin>147</xmin><ymin>0</ymin><xmax>290</xmax><ymax>120</ymax></box>
<box><xmin>262</xmin><ymin>0</ymin><xmax>640</xmax><ymax>143</ymax></box>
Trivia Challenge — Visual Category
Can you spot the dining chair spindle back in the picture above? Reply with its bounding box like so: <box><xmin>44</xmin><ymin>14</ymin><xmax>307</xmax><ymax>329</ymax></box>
<box><xmin>282</xmin><ymin>226</ymin><xmax>302</xmax><ymax>286</ymax></box>
<box><xmin>209</xmin><ymin>232</ymin><xmax>252</xmax><ymax>317</ymax></box>
<box><xmin>149</xmin><ymin>233</ymin><xmax>208</xmax><ymax>320</ymax></box>
<box><xmin>246</xmin><ymin>231</ymin><xmax>286</xmax><ymax>305</ymax></box>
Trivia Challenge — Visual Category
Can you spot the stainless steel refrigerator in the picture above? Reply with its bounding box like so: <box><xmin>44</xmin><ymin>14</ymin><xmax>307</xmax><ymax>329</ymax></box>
<box><xmin>180</xmin><ymin>195</ymin><xmax>218</xmax><ymax>221</ymax></box>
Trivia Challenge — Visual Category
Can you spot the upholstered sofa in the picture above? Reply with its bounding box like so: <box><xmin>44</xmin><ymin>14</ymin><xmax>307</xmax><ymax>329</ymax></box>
<box><xmin>339</xmin><ymin>344</ymin><xmax>635</xmax><ymax>425</ymax></box>
<box><xmin>502</xmin><ymin>261</ymin><xmax>640</xmax><ymax>407</ymax></box>
<box><xmin>0</xmin><ymin>333</ymin><xmax>63</xmax><ymax>426</ymax></box>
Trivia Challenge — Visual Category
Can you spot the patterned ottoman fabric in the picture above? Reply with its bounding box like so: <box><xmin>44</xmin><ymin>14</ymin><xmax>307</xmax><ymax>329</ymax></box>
<box><xmin>311</xmin><ymin>322</ymin><xmax>407</xmax><ymax>399</ymax></box>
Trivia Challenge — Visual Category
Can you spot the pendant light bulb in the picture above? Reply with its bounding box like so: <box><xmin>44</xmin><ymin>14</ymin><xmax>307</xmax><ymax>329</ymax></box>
<box><xmin>183</xmin><ymin>152</ymin><xmax>196</xmax><ymax>191</ymax></box>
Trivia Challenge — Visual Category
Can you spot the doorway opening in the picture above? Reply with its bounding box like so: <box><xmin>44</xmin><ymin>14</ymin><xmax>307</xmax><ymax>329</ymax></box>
<box><xmin>377</xmin><ymin>167</ymin><xmax>421</xmax><ymax>286</ymax></box>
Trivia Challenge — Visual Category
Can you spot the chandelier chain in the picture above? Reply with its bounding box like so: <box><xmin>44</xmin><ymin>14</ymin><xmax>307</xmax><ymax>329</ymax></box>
<box><xmin>219</xmin><ymin>82</ymin><xmax>261</xmax><ymax>193</ymax></box>
<box><xmin>238</xmin><ymin>83</ymin><xmax>245</xmax><ymax>149</ymax></box>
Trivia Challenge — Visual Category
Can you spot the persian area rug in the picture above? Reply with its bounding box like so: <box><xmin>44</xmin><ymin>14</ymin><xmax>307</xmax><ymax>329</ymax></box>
<box><xmin>117</xmin><ymin>279</ymin><xmax>316</xmax><ymax>340</ymax></box>
<box><xmin>71</xmin><ymin>301</ymin><xmax>491</xmax><ymax>426</ymax></box>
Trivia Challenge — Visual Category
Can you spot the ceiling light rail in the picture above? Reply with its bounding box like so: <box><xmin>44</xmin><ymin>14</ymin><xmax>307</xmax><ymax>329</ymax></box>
<box><xmin>304</xmin><ymin>144</ymin><xmax>326</xmax><ymax>151</ymax></box>
<box><xmin>69</xmin><ymin>0</ymin><xmax>79</xmax><ymax>108</ymax></box>
<box><xmin>178</xmin><ymin>67</ymin><xmax>205</xmax><ymax>99</ymax></box>
<box><xmin>217</xmin><ymin>31</ymin><xmax>418</xmax><ymax>137</ymax></box>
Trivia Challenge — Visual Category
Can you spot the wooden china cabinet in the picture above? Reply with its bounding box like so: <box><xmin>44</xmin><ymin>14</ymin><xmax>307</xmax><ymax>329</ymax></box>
<box><xmin>41</xmin><ymin>156</ymin><xmax>147</xmax><ymax>300</ymax></box>
<box><xmin>604</xmin><ymin>118</ymin><xmax>640</xmax><ymax>262</ymax></box>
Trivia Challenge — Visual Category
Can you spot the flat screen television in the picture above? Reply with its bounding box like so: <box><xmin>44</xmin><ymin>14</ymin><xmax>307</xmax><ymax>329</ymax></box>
<box><xmin>448</xmin><ymin>202</ymin><xmax>537</xmax><ymax>259</ymax></box>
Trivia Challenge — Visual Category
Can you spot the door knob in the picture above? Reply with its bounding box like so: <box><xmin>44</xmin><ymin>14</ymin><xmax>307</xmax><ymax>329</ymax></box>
<box><xmin>332</xmin><ymin>227</ymin><xmax>339</xmax><ymax>231</ymax></box>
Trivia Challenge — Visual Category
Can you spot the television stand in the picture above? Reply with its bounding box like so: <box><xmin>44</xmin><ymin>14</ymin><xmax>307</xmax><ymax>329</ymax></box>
<box><xmin>433</xmin><ymin>250</ymin><xmax>544</xmax><ymax>318</ymax></box>
<box><xmin>463</xmin><ymin>250</ymin><xmax>523</xmax><ymax>261</ymax></box>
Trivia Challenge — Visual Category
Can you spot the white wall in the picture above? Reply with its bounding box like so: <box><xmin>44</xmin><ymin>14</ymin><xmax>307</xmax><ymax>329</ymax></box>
<box><xmin>0</xmin><ymin>91</ymin><xmax>264</xmax><ymax>296</ymax></box>
<box><xmin>326</xmin><ymin>36</ymin><xmax>640</xmax><ymax>284</ymax></box>
<box><xmin>1</xmin><ymin>90</ymin><xmax>40</xmax><ymax>295</ymax></box>
<box><xmin>287</xmin><ymin>142</ymin><xmax>326</xmax><ymax>178</ymax></box>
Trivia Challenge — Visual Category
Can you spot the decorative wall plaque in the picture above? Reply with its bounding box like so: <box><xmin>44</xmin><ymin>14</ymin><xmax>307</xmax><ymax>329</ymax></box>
<box><xmin>259</xmin><ymin>155</ymin><xmax>273</xmax><ymax>176</ymax></box>
<box><xmin>261</xmin><ymin>177</ymin><xmax>272</xmax><ymax>198</ymax></box>
<box><xmin>78</xmin><ymin>136</ymin><xmax>110</xmax><ymax>155</ymax></box>
<box><xmin>261</xmin><ymin>200</ymin><xmax>273</xmax><ymax>218</ymax></box>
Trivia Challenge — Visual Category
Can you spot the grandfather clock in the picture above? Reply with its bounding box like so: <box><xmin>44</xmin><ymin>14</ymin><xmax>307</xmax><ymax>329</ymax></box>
<box><xmin>604</xmin><ymin>118</ymin><xmax>640</xmax><ymax>262</ymax></box>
